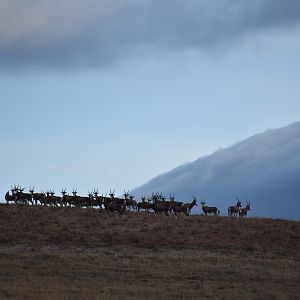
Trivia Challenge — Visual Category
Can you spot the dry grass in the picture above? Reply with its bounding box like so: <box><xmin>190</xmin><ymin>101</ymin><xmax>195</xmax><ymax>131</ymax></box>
<box><xmin>0</xmin><ymin>205</ymin><xmax>299</xmax><ymax>299</ymax></box>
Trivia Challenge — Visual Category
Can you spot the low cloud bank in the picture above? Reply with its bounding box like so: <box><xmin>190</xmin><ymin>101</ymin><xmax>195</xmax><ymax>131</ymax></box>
<box><xmin>132</xmin><ymin>121</ymin><xmax>300</xmax><ymax>220</ymax></box>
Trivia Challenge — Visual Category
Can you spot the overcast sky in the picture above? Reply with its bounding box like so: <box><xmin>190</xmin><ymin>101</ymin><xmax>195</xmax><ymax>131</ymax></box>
<box><xmin>1</xmin><ymin>0</ymin><xmax>300</xmax><ymax>197</ymax></box>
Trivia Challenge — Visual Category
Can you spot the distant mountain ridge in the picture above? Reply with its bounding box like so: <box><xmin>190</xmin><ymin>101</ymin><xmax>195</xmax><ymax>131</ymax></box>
<box><xmin>132</xmin><ymin>121</ymin><xmax>300</xmax><ymax>220</ymax></box>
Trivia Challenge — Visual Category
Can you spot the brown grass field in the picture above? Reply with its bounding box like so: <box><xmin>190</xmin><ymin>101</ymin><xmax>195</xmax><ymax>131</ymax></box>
<box><xmin>0</xmin><ymin>204</ymin><xmax>299</xmax><ymax>299</ymax></box>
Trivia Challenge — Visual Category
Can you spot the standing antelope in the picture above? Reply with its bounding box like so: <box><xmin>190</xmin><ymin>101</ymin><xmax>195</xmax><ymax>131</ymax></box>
<box><xmin>200</xmin><ymin>198</ymin><xmax>220</xmax><ymax>216</ymax></box>
<box><xmin>239</xmin><ymin>201</ymin><xmax>251</xmax><ymax>217</ymax></box>
<box><xmin>228</xmin><ymin>197</ymin><xmax>242</xmax><ymax>217</ymax></box>
<box><xmin>15</xmin><ymin>186</ymin><xmax>33</xmax><ymax>205</ymax></box>
<box><xmin>184</xmin><ymin>197</ymin><xmax>198</xmax><ymax>214</ymax></box>
<box><xmin>93</xmin><ymin>189</ymin><xmax>104</xmax><ymax>209</ymax></box>
<box><xmin>29</xmin><ymin>186</ymin><xmax>46</xmax><ymax>205</ymax></box>
<box><xmin>5</xmin><ymin>186</ymin><xmax>17</xmax><ymax>204</ymax></box>
<box><xmin>137</xmin><ymin>196</ymin><xmax>152</xmax><ymax>212</ymax></box>
<box><xmin>103</xmin><ymin>196</ymin><xmax>126</xmax><ymax>217</ymax></box>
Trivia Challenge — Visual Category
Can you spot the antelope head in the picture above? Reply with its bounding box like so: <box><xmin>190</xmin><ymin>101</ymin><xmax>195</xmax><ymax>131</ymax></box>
<box><xmin>109</xmin><ymin>189</ymin><xmax>115</xmax><ymax>198</ymax></box>
<box><xmin>18</xmin><ymin>185</ymin><xmax>24</xmax><ymax>193</ymax></box>
<box><xmin>236</xmin><ymin>196</ymin><xmax>241</xmax><ymax>207</ymax></box>
<box><xmin>200</xmin><ymin>197</ymin><xmax>206</xmax><ymax>206</ymax></box>
<box><xmin>246</xmin><ymin>200</ymin><xmax>251</xmax><ymax>210</ymax></box>
<box><xmin>169</xmin><ymin>194</ymin><xmax>175</xmax><ymax>201</ymax></box>
<box><xmin>72</xmin><ymin>188</ymin><xmax>77</xmax><ymax>196</ymax></box>
<box><xmin>123</xmin><ymin>190</ymin><xmax>129</xmax><ymax>199</ymax></box>
<box><xmin>93</xmin><ymin>188</ymin><xmax>99</xmax><ymax>197</ymax></box>
<box><xmin>61</xmin><ymin>188</ymin><xmax>67</xmax><ymax>196</ymax></box>
<box><xmin>29</xmin><ymin>186</ymin><xmax>35</xmax><ymax>194</ymax></box>
<box><xmin>192</xmin><ymin>196</ymin><xmax>198</xmax><ymax>205</ymax></box>
<box><xmin>141</xmin><ymin>195</ymin><xmax>146</xmax><ymax>202</ymax></box>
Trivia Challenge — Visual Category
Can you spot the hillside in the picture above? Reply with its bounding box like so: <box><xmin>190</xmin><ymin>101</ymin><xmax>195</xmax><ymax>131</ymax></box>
<box><xmin>132</xmin><ymin>121</ymin><xmax>300</xmax><ymax>220</ymax></box>
<box><xmin>0</xmin><ymin>205</ymin><xmax>299</xmax><ymax>299</ymax></box>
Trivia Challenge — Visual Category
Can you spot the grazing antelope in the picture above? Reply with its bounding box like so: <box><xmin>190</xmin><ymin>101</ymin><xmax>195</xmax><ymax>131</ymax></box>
<box><xmin>200</xmin><ymin>198</ymin><xmax>220</xmax><ymax>216</ymax></box>
<box><xmin>228</xmin><ymin>197</ymin><xmax>242</xmax><ymax>217</ymax></box>
<box><xmin>239</xmin><ymin>201</ymin><xmax>251</xmax><ymax>217</ymax></box>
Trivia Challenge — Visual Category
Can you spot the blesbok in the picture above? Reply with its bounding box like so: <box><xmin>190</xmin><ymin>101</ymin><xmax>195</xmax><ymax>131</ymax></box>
<box><xmin>77</xmin><ymin>192</ymin><xmax>94</xmax><ymax>208</ymax></box>
<box><xmin>172</xmin><ymin>205</ymin><xmax>189</xmax><ymax>216</ymax></box>
<box><xmin>108</xmin><ymin>189</ymin><xmax>126</xmax><ymax>206</ymax></box>
<box><xmin>5</xmin><ymin>186</ymin><xmax>17</xmax><ymax>204</ymax></box>
<box><xmin>93</xmin><ymin>189</ymin><xmax>104</xmax><ymax>208</ymax></box>
<box><xmin>15</xmin><ymin>186</ymin><xmax>33</xmax><ymax>205</ymax></box>
<box><xmin>169</xmin><ymin>194</ymin><xmax>184</xmax><ymax>211</ymax></box>
<box><xmin>137</xmin><ymin>196</ymin><xmax>153</xmax><ymax>212</ymax></box>
<box><xmin>228</xmin><ymin>197</ymin><xmax>242</xmax><ymax>217</ymax></box>
<box><xmin>239</xmin><ymin>201</ymin><xmax>251</xmax><ymax>217</ymax></box>
<box><xmin>45</xmin><ymin>190</ymin><xmax>58</xmax><ymax>207</ymax></box>
<box><xmin>127</xmin><ymin>195</ymin><xmax>137</xmax><ymax>211</ymax></box>
<box><xmin>103</xmin><ymin>196</ymin><xmax>126</xmax><ymax>216</ymax></box>
<box><xmin>61</xmin><ymin>189</ymin><xmax>77</xmax><ymax>206</ymax></box>
<box><xmin>151</xmin><ymin>201</ymin><xmax>171</xmax><ymax>216</ymax></box>
<box><xmin>200</xmin><ymin>198</ymin><xmax>220</xmax><ymax>216</ymax></box>
<box><xmin>184</xmin><ymin>197</ymin><xmax>198</xmax><ymax>214</ymax></box>
<box><xmin>29</xmin><ymin>186</ymin><xmax>46</xmax><ymax>206</ymax></box>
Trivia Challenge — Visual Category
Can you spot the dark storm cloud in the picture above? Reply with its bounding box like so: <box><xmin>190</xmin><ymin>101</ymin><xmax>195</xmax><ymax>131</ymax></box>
<box><xmin>0</xmin><ymin>0</ymin><xmax>300</xmax><ymax>69</ymax></box>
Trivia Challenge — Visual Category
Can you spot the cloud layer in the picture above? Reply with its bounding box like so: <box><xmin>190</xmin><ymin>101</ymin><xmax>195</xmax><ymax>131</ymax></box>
<box><xmin>132</xmin><ymin>121</ymin><xmax>300</xmax><ymax>220</ymax></box>
<box><xmin>1</xmin><ymin>0</ymin><xmax>300</xmax><ymax>69</ymax></box>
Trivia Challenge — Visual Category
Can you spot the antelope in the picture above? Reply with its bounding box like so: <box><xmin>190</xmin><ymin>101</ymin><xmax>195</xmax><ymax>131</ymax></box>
<box><xmin>239</xmin><ymin>201</ymin><xmax>251</xmax><ymax>217</ymax></box>
<box><xmin>137</xmin><ymin>196</ymin><xmax>153</xmax><ymax>212</ymax></box>
<box><xmin>5</xmin><ymin>186</ymin><xmax>17</xmax><ymax>204</ymax></box>
<box><xmin>93</xmin><ymin>189</ymin><xmax>104</xmax><ymax>208</ymax></box>
<box><xmin>169</xmin><ymin>194</ymin><xmax>184</xmax><ymax>211</ymax></box>
<box><xmin>61</xmin><ymin>189</ymin><xmax>77</xmax><ymax>206</ymax></box>
<box><xmin>172</xmin><ymin>204</ymin><xmax>189</xmax><ymax>216</ymax></box>
<box><xmin>45</xmin><ymin>190</ymin><xmax>57</xmax><ymax>207</ymax></box>
<box><xmin>184</xmin><ymin>197</ymin><xmax>198</xmax><ymax>214</ymax></box>
<box><xmin>103</xmin><ymin>196</ymin><xmax>126</xmax><ymax>217</ymax></box>
<box><xmin>77</xmin><ymin>192</ymin><xmax>94</xmax><ymax>208</ymax></box>
<box><xmin>29</xmin><ymin>186</ymin><xmax>46</xmax><ymax>206</ymax></box>
<box><xmin>109</xmin><ymin>189</ymin><xmax>126</xmax><ymax>206</ymax></box>
<box><xmin>15</xmin><ymin>186</ymin><xmax>33</xmax><ymax>205</ymax></box>
<box><xmin>200</xmin><ymin>198</ymin><xmax>219</xmax><ymax>216</ymax></box>
<box><xmin>228</xmin><ymin>197</ymin><xmax>242</xmax><ymax>217</ymax></box>
<box><xmin>151</xmin><ymin>200</ymin><xmax>171</xmax><ymax>216</ymax></box>
<box><xmin>127</xmin><ymin>194</ymin><xmax>137</xmax><ymax>211</ymax></box>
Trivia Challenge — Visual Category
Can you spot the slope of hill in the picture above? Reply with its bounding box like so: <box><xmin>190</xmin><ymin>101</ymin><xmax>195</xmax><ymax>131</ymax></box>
<box><xmin>132</xmin><ymin>121</ymin><xmax>300</xmax><ymax>220</ymax></box>
<box><xmin>0</xmin><ymin>205</ymin><xmax>299</xmax><ymax>299</ymax></box>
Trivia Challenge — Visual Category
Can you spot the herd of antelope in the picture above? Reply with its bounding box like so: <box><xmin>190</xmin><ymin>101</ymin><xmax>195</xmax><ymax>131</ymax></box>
<box><xmin>4</xmin><ymin>185</ymin><xmax>251</xmax><ymax>217</ymax></box>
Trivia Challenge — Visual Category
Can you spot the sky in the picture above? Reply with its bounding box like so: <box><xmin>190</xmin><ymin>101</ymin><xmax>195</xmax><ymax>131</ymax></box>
<box><xmin>1</xmin><ymin>0</ymin><xmax>300</xmax><ymax>198</ymax></box>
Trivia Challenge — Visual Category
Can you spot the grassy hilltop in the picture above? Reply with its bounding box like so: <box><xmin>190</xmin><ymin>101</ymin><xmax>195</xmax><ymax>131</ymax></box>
<box><xmin>0</xmin><ymin>205</ymin><xmax>299</xmax><ymax>299</ymax></box>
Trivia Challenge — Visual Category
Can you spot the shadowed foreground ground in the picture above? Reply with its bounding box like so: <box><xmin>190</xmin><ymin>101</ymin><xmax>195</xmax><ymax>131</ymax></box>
<box><xmin>0</xmin><ymin>205</ymin><xmax>299</xmax><ymax>299</ymax></box>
